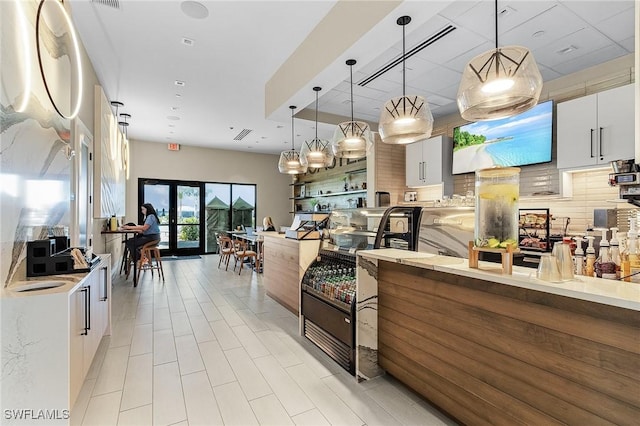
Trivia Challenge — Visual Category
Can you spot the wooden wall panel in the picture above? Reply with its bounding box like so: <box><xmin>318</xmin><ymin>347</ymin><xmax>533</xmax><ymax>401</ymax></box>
<box><xmin>263</xmin><ymin>238</ymin><xmax>300</xmax><ymax>314</ymax></box>
<box><xmin>378</xmin><ymin>261</ymin><xmax>640</xmax><ymax>425</ymax></box>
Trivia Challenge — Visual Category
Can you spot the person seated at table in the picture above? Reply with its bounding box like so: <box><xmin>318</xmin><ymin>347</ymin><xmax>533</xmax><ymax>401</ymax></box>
<box><xmin>263</xmin><ymin>216</ymin><xmax>276</xmax><ymax>232</ymax></box>
<box><xmin>122</xmin><ymin>203</ymin><xmax>161</xmax><ymax>264</ymax></box>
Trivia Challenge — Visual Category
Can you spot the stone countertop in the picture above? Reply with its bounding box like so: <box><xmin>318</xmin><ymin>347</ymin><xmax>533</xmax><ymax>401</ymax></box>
<box><xmin>1</xmin><ymin>254</ymin><xmax>110</xmax><ymax>299</ymax></box>
<box><xmin>357</xmin><ymin>249</ymin><xmax>640</xmax><ymax>311</ymax></box>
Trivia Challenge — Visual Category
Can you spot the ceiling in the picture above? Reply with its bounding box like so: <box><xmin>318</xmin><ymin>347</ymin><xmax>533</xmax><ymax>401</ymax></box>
<box><xmin>68</xmin><ymin>0</ymin><xmax>635</xmax><ymax>155</ymax></box>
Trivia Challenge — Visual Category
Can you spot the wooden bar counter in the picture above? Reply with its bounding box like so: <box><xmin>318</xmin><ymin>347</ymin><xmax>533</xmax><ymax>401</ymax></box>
<box><xmin>260</xmin><ymin>232</ymin><xmax>320</xmax><ymax>315</ymax></box>
<box><xmin>356</xmin><ymin>249</ymin><xmax>640</xmax><ymax>425</ymax></box>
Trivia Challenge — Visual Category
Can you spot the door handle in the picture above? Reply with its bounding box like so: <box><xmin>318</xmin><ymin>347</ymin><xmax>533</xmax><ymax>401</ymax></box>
<box><xmin>422</xmin><ymin>162</ymin><xmax>427</xmax><ymax>181</ymax></box>
<box><xmin>81</xmin><ymin>287</ymin><xmax>89</xmax><ymax>335</ymax></box>
<box><xmin>86</xmin><ymin>284</ymin><xmax>91</xmax><ymax>331</ymax></box>
<box><xmin>590</xmin><ymin>129</ymin><xmax>595</xmax><ymax>158</ymax></box>
<box><xmin>599</xmin><ymin>127</ymin><xmax>604</xmax><ymax>157</ymax></box>
<box><xmin>100</xmin><ymin>266</ymin><xmax>108</xmax><ymax>301</ymax></box>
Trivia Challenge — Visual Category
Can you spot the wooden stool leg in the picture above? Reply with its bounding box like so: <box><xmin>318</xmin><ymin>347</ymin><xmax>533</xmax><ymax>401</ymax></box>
<box><xmin>155</xmin><ymin>248</ymin><xmax>165</xmax><ymax>281</ymax></box>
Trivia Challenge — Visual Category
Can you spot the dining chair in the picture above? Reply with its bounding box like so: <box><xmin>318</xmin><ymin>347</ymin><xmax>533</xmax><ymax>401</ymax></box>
<box><xmin>217</xmin><ymin>236</ymin><xmax>235</xmax><ymax>270</ymax></box>
<box><xmin>232</xmin><ymin>239</ymin><xmax>257</xmax><ymax>275</ymax></box>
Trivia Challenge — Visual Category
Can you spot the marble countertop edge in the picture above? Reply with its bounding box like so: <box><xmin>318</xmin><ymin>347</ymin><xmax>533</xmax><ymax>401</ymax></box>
<box><xmin>358</xmin><ymin>249</ymin><xmax>640</xmax><ymax>311</ymax></box>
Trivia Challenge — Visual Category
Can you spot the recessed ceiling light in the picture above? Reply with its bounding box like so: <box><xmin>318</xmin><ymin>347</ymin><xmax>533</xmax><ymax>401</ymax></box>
<box><xmin>167</xmin><ymin>116</ymin><xmax>180</xmax><ymax>121</ymax></box>
<box><xmin>180</xmin><ymin>1</ymin><xmax>209</xmax><ymax>19</ymax></box>
<box><xmin>276</xmin><ymin>125</ymin><xmax>284</xmax><ymax>129</ymax></box>
<box><xmin>181</xmin><ymin>37</ymin><xmax>195</xmax><ymax>46</ymax></box>
<box><xmin>169</xmin><ymin>124</ymin><xmax>175</xmax><ymax>127</ymax></box>
<box><xmin>557</xmin><ymin>45</ymin><xmax>578</xmax><ymax>55</ymax></box>
<box><xmin>169</xmin><ymin>131</ymin><xmax>174</xmax><ymax>134</ymax></box>
<box><xmin>261</xmin><ymin>136</ymin><xmax>267</xmax><ymax>139</ymax></box>
<box><xmin>175</xmin><ymin>94</ymin><xmax>182</xmax><ymax>98</ymax></box>
<box><xmin>174</xmin><ymin>80</ymin><xmax>185</xmax><ymax>87</ymax></box>
<box><xmin>532</xmin><ymin>30</ymin><xmax>545</xmax><ymax>38</ymax></box>
<box><xmin>247</xmin><ymin>146</ymin><xmax>252</xmax><ymax>149</ymax></box>
<box><xmin>171</xmin><ymin>106</ymin><xmax>180</xmax><ymax>111</ymax></box>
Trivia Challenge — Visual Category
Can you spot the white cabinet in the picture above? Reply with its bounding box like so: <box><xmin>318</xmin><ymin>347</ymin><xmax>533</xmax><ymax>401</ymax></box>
<box><xmin>405</xmin><ymin>135</ymin><xmax>453</xmax><ymax>189</ymax></box>
<box><xmin>557</xmin><ymin>84</ymin><xmax>635</xmax><ymax>169</ymax></box>
<box><xmin>0</xmin><ymin>254</ymin><xmax>112</xmax><ymax>423</ymax></box>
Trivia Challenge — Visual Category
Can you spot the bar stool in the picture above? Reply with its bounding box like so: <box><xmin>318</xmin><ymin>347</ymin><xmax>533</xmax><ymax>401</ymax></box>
<box><xmin>137</xmin><ymin>240</ymin><xmax>164</xmax><ymax>282</ymax></box>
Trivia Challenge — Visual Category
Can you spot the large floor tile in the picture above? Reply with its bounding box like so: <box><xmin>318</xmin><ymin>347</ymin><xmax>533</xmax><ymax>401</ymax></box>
<box><xmin>117</xmin><ymin>404</ymin><xmax>152</xmax><ymax>426</ymax></box>
<box><xmin>82</xmin><ymin>391</ymin><xmax>122</xmax><ymax>426</ymax></box>
<box><xmin>175</xmin><ymin>333</ymin><xmax>205</xmax><ymax>375</ymax></box>
<box><xmin>224</xmin><ymin>347</ymin><xmax>272</xmax><ymax>401</ymax></box>
<box><xmin>199</xmin><ymin>340</ymin><xmax>236</xmax><ymax>386</ymax></box>
<box><xmin>129</xmin><ymin>323</ymin><xmax>153</xmax><ymax>356</ymax></box>
<box><xmin>153</xmin><ymin>362</ymin><xmax>187</xmax><ymax>425</ymax></box>
<box><xmin>92</xmin><ymin>345</ymin><xmax>130</xmax><ymax>396</ymax></box>
<box><xmin>153</xmin><ymin>328</ymin><xmax>177</xmax><ymax>365</ymax></box>
<box><xmin>209</xmin><ymin>319</ymin><xmax>241</xmax><ymax>350</ymax></box>
<box><xmin>250</xmin><ymin>394</ymin><xmax>294</xmax><ymax>426</ymax></box>
<box><xmin>181</xmin><ymin>370</ymin><xmax>224</xmax><ymax>426</ymax></box>
<box><xmin>120</xmin><ymin>353</ymin><xmax>152</xmax><ymax>411</ymax></box>
<box><xmin>232</xmin><ymin>324</ymin><xmax>270</xmax><ymax>358</ymax></box>
<box><xmin>213</xmin><ymin>381</ymin><xmax>259</xmax><ymax>426</ymax></box>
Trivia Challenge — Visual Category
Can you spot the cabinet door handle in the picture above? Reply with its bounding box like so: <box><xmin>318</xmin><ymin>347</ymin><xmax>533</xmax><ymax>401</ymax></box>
<box><xmin>422</xmin><ymin>162</ymin><xmax>427</xmax><ymax>181</ymax></box>
<box><xmin>100</xmin><ymin>266</ymin><xmax>108</xmax><ymax>301</ymax></box>
<box><xmin>81</xmin><ymin>287</ymin><xmax>89</xmax><ymax>335</ymax></box>
<box><xmin>590</xmin><ymin>129</ymin><xmax>595</xmax><ymax>158</ymax></box>
<box><xmin>417</xmin><ymin>162</ymin><xmax>421</xmax><ymax>180</ymax></box>
<box><xmin>87</xmin><ymin>285</ymin><xmax>91</xmax><ymax>331</ymax></box>
<box><xmin>599</xmin><ymin>127</ymin><xmax>604</xmax><ymax>157</ymax></box>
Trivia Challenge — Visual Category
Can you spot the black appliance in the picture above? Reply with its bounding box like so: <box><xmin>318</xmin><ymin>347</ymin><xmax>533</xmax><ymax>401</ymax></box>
<box><xmin>27</xmin><ymin>240</ymin><xmax>99</xmax><ymax>277</ymax></box>
<box><xmin>374</xmin><ymin>206</ymin><xmax>422</xmax><ymax>251</ymax></box>
<box><xmin>301</xmin><ymin>250</ymin><xmax>356</xmax><ymax>374</ymax></box>
<box><xmin>375</xmin><ymin>191</ymin><xmax>390</xmax><ymax>207</ymax></box>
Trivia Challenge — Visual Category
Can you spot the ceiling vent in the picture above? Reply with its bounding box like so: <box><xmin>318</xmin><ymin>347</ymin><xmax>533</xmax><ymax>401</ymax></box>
<box><xmin>233</xmin><ymin>129</ymin><xmax>253</xmax><ymax>141</ymax></box>
<box><xmin>358</xmin><ymin>24</ymin><xmax>456</xmax><ymax>87</ymax></box>
<box><xmin>91</xmin><ymin>0</ymin><xmax>120</xmax><ymax>9</ymax></box>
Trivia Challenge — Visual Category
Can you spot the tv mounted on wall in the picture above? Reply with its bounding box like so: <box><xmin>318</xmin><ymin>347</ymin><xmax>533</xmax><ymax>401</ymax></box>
<box><xmin>452</xmin><ymin>100</ymin><xmax>553</xmax><ymax>175</ymax></box>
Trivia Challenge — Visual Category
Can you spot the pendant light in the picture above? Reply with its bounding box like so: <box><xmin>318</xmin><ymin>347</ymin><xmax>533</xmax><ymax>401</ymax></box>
<box><xmin>278</xmin><ymin>105</ymin><xmax>308</xmax><ymax>175</ymax></box>
<box><xmin>300</xmin><ymin>87</ymin><xmax>334</xmax><ymax>168</ymax></box>
<box><xmin>379</xmin><ymin>16</ymin><xmax>433</xmax><ymax>145</ymax></box>
<box><xmin>457</xmin><ymin>0</ymin><xmax>542</xmax><ymax>121</ymax></box>
<box><xmin>331</xmin><ymin>59</ymin><xmax>372</xmax><ymax>159</ymax></box>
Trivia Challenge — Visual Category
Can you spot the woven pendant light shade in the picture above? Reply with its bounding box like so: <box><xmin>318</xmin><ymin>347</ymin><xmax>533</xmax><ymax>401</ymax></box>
<box><xmin>278</xmin><ymin>106</ymin><xmax>308</xmax><ymax>175</ymax></box>
<box><xmin>300</xmin><ymin>87</ymin><xmax>334</xmax><ymax>168</ymax></box>
<box><xmin>331</xmin><ymin>59</ymin><xmax>372</xmax><ymax>159</ymax></box>
<box><xmin>457</xmin><ymin>0</ymin><xmax>542</xmax><ymax>121</ymax></box>
<box><xmin>379</xmin><ymin>16</ymin><xmax>433</xmax><ymax>145</ymax></box>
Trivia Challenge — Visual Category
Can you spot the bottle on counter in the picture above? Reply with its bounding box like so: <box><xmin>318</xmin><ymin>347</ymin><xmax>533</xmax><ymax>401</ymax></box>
<box><xmin>573</xmin><ymin>236</ymin><xmax>585</xmax><ymax>276</ymax></box>
<box><xmin>609</xmin><ymin>227</ymin><xmax>621</xmax><ymax>279</ymax></box>
<box><xmin>110</xmin><ymin>215</ymin><xmax>118</xmax><ymax>231</ymax></box>
<box><xmin>621</xmin><ymin>220</ymin><xmax>640</xmax><ymax>283</ymax></box>
<box><xmin>595</xmin><ymin>228</ymin><xmax>617</xmax><ymax>280</ymax></box>
<box><xmin>585</xmin><ymin>236</ymin><xmax>596</xmax><ymax>277</ymax></box>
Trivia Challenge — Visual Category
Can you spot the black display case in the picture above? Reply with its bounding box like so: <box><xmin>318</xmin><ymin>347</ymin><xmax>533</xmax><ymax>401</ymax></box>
<box><xmin>301</xmin><ymin>249</ymin><xmax>356</xmax><ymax>375</ymax></box>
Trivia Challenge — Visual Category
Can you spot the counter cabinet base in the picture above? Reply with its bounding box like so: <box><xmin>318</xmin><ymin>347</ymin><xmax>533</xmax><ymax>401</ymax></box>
<box><xmin>377</xmin><ymin>261</ymin><xmax>640</xmax><ymax>425</ymax></box>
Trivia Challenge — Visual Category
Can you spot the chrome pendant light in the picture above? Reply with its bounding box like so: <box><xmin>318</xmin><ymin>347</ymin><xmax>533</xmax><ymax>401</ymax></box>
<box><xmin>332</xmin><ymin>59</ymin><xmax>372</xmax><ymax>159</ymax></box>
<box><xmin>379</xmin><ymin>16</ymin><xmax>433</xmax><ymax>145</ymax></box>
<box><xmin>300</xmin><ymin>87</ymin><xmax>334</xmax><ymax>168</ymax></box>
<box><xmin>278</xmin><ymin>106</ymin><xmax>308</xmax><ymax>175</ymax></box>
<box><xmin>457</xmin><ymin>0</ymin><xmax>542</xmax><ymax>121</ymax></box>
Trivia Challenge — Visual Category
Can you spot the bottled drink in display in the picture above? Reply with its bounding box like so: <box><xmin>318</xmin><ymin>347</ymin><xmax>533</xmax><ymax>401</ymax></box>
<box><xmin>595</xmin><ymin>228</ymin><xmax>616</xmax><ymax>280</ymax></box>
<box><xmin>474</xmin><ymin>167</ymin><xmax>520</xmax><ymax>249</ymax></box>
<box><xmin>621</xmin><ymin>217</ymin><xmax>640</xmax><ymax>283</ymax></box>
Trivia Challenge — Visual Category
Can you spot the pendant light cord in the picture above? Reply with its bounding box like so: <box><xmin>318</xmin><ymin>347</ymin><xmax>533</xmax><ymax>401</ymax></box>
<box><xmin>315</xmin><ymin>91</ymin><xmax>319</xmax><ymax>139</ymax></box>
<box><xmin>402</xmin><ymin>22</ymin><xmax>406</xmax><ymax>98</ymax></box>
<box><xmin>291</xmin><ymin>107</ymin><xmax>295</xmax><ymax>150</ymax></box>
<box><xmin>349</xmin><ymin>64</ymin><xmax>354</xmax><ymax>122</ymax></box>
<box><xmin>494</xmin><ymin>0</ymin><xmax>498</xmax><ymax>50</ymax></box>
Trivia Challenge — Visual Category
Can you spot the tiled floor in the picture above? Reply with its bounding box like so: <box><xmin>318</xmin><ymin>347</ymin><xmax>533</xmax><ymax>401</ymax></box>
<box><xmin>72</xmin><ymin>255</ymin><xmax>456</xmax><ymax>426</ymax></box>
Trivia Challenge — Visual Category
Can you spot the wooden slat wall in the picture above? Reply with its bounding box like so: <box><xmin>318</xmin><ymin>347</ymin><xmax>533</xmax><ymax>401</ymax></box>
<box><xmin>262</xmin><ymin>237</ymin><xmax>300</xmax><ymax>314</ymax></box>
<box><xmin>374</xmin><ymin>140</ymin><xmax>407</xmax><ymax>206</ymax></box>
<box><xmin>377</xmin><ymin>261</ymin><xmax>640</xmax><ymax>425</ymax></box>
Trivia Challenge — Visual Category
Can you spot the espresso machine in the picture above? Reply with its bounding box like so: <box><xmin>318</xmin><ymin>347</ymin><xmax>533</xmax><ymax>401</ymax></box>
<box><xmin>608</xmin><ymin>160</ymin><xmax>640</xmax><ymax>207</ymax></box>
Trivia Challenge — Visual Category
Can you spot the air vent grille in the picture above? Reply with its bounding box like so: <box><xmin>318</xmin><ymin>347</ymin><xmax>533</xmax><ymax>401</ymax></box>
<box><xmin>91</xmin><ymin>0</ymin><xmax>120</xmax><ymax>9</ymax></box>
<box><xmin>358</xmin><ymin>24</ymin><xmax>456</xmax><ymax>87</ymax></box>
<box><xmin>233</xmin><ymin>129</ymin><xmax>253</xmax><ymax>141</ymax></box>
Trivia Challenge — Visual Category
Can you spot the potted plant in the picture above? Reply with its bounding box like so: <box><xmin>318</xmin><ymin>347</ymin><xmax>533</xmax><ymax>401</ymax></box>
<box><xmin>343</xmin><ymin>176</ymin><xmax>349</xmax><ymax>192</ymax></box>
<box><xmin>310</xmin><ymin>199</ymin><xmax>320</xmax><ymax>212</ymax></box>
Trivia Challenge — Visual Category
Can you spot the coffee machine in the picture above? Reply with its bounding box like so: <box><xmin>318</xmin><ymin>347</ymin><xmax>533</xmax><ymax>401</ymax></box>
<box><xmin>608</xmin><ymin>160</ymin><xmax>640</xmax><ymax>207</ymax></box>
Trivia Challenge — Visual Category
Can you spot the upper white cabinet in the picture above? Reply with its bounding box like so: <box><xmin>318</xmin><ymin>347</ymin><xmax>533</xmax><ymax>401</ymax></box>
<box><xmin>405</xmin><ymin>135</ymin><xmax>453</xmax><ymax>189</ymax></box>
<box><xmin>557</xmin><ymin>84</ymin><xmax>635</xmax><ymax>169</ymax></box>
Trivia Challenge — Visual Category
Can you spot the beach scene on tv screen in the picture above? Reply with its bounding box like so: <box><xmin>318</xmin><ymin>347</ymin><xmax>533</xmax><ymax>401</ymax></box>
<box><xmin>452</xmin><ymin>102</ymin><xmax>553</xmax><ymax>175</ymax></box>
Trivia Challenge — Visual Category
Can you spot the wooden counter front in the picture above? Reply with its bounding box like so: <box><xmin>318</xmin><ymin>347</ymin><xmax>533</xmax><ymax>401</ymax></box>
<box><xmin>261</xmin><ymin>233</ymin><xmax>320</xmax><ymax>315</ymax></box>
<box><xmin>377</xmin><ymin>261</ymin><xmax>640</xmax><ymax>425</ymax></box>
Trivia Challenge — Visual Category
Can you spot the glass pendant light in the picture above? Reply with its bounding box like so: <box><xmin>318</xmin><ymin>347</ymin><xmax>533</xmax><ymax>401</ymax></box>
<box><xmin>457</xmin><ymin>0</ymin><xmax>542</xmax><ymax>121</ymax></box>
<box><xmin>300</xmin><ymin>87</ymin><xmax>334</xmax><ymax>168</ymax></box>
<box><xmin>332</xmin><ymin>59</ymin><xmax>372</xmax><ymax>159</ymax></box>
<box><xmin>379</xmin><ymin>16</ymin><xmax>433</xmax><ymax>145</ymax></box>
<box><xmin>278</xmin><ymin>106</ymin><xmax>308</xmax><ymax>175</ymax></box>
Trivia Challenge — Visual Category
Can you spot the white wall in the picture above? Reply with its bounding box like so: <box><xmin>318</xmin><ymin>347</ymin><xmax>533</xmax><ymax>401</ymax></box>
<box><xmin>125</xmin><ymin>140</ymin><xmax>293</xmax><ymax>232</ymax></box>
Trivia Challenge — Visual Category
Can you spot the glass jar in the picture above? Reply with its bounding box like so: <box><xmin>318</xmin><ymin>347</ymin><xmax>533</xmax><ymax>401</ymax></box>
<box><xmin>474</xmin><ymin>167</ymin><xmax>520</xmax><ymax>248</ymax></box>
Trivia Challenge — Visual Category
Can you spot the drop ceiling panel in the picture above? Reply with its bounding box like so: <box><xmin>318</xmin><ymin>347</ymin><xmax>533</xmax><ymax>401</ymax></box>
<box><xmin>551</xmin><ymin>44</ymin><xmax>629</xmax><ymax>75</ymax></box>
<box><xmin>500</xmin><ymin>5</ymin><xmax>587</xmax><ymax>50</ymax></box>
<box><xmin>412</xmin><ymin>65</ymin><xmax>462</xmax><ymax>93</ymax></box>
<box><xmin>532</xmin><ymin>27</ymin><xmax>617</xmax><ymax>68</ymax></box>
<box><xmin>561</xmin><ymin>0</ymin><xmax>634</xmax><ymax>25</ymax></box>
<box><xmin>412</xmin><ymin>27</ymin><xmax>490</xmax><ymax>64</ymax></box>
<box><xmin>594</xmin><ymin>9</ymin><xmax>636</xmax><ymax>44</ymax></box>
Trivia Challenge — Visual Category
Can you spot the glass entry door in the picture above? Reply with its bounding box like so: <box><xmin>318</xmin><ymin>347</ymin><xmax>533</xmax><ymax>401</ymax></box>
<box><xmin>140</xmin><ymin>179</ymin><xmax>202</xmax><ymax>256</ymax></box>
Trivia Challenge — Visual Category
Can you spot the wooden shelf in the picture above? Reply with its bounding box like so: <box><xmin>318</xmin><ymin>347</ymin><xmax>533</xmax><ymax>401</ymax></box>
<box><xmin>292</xmin><ymin>190</ymin><xmax>366</xmax><ymax>200</ymax></box>
<box><xmin>345</xmin><ymin>168</ymin><xmax>366</xmax><ymax>175</ymax></box>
